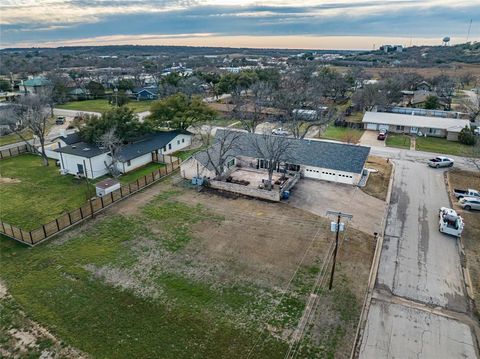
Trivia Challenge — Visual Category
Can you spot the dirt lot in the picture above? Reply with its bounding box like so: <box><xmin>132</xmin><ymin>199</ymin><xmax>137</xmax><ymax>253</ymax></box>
<box><xmin>362</xmin><ymin>156</ymin><xmax>393</xmax><ymax>202</ymax></box>
<box><xmin>1</xmin><ymin>178</ymin><xmax>375</xmax><ymax>358</ymax></box>
<box><xmin>446</xmin><ymin>170</ymin><xmax>480</xmax><ymax>316</ymax></box>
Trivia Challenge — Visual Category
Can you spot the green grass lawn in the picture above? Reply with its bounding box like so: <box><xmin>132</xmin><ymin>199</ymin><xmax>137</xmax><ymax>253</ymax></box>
<box><xmin>0</xmin><ymin>131</ymin><xmax>33</xmax><ymax>147</ymax></box>
<box><xmin>386</xmin><ymin>134</ymin><xmax>411</xmax><ymax>149</ymax></box>
<box><xmin>118</xmin><ymin>162</ymin><xmax>166</xmax><ymax>185</ymax></box>
<box><xmin>0</xmin><ymin>155</ymin><xmax>94</xmax><ymax>229</ymax></box>
<box><xmin>173</xmin><ymin>147</ymin><xmax>206</xmax><ymax>161</ymax></box>
<box><xmin>56</xmin><ymin>99</ymin><xmax>154</xmax><ymax>113</ymax></box>
<box><xmin>320</xmin><ymin>125</ymin><xmax>364</xmax><ymax>143</ymax></box>
<box><xmin>416</xmin><ymin>136</ymin><xmax>479</xmax><ymax>157</ymax></box>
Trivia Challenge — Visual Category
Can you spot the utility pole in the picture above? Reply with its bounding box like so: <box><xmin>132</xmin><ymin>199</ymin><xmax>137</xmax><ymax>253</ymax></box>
<box><xmin>326</xmin><ymin>210</ymin><xmax>353</xmax><ymax>290</ymax></box>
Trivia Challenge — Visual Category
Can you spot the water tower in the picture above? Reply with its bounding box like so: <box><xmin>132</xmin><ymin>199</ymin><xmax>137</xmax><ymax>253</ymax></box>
<box><xmin>442</xmin><ymin>36</ymin><xmax>450</xmax><ymax>46</ymax></box>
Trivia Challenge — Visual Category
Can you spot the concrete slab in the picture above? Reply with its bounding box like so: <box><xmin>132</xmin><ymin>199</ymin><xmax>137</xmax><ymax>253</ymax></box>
<box><xmin>359</xmin><ymin>299</ymin><xmax>478</xmax><ymax>359</ymax></box>
<box><xmin>287</xmin><ymin>178</ymin><xmax>386</xmax><ymax>235</ymax></box>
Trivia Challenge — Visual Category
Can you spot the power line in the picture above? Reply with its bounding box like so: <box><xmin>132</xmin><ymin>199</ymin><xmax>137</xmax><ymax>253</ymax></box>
<box><xmin>246</xmin><ymin>225</ymin><xmax>325</xmax><ymax>359</ymax></box>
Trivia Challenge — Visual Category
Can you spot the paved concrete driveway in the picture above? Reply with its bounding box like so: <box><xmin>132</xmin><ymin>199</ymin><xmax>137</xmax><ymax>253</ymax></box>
<box><xmin>359</xmin><ymin>160</ymin><xmax>479</xmax><ymax>358</ymax></box>
<box><xmin>287</xmin><ymin>178</ymin><xmax>386</xmax><ymax>235</ymax></box>
<box><xmin>360</xmin><ymin>130</ymin><xmax>385</xmax><ymax>147</ymax></box>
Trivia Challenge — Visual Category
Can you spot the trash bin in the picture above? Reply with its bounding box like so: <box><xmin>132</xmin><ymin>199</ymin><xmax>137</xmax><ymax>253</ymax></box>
<box><xmin>282</xmin><ymin>191</ymin><xmax>290</xmax><ymax>199</ymax></box>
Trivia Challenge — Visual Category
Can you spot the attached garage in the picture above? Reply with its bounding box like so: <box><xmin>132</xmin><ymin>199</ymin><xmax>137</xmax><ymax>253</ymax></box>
<box><xmin>366</xmin><ymin>123</ymin><xmax>378</xmax><ymax>130</ymax></box>
<box><xmin>303</xmin><ymin>167</ymin><xmax>355</xmax><ymax>185</ymax></box>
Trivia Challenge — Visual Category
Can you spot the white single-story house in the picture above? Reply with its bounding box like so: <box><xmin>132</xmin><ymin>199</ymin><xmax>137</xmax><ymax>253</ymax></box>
<box><xmin>362</xmin><ymin>111</ymin><xmax>471</xmax><ymax>141</ymax></box>
<box><xmin>56</xmin><ymin>130</ymin><xmax>192</xmax><ymax>179</ymax></box>
<box><xmin>181</xmin><ymin>130</ymin><xmax>370</xmax><ymax>186</ymax></box>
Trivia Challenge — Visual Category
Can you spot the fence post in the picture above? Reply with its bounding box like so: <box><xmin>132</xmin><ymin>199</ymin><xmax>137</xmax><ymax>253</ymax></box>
<box><xmin>29</xmin><ymin>231</ymin><xmax>33</xmax><ymax>245</ymax></box>
<box><xmin>55</xmin><ymin>218</ymin><xmax>60</xmax><ymax>231</ymax></box>
<box><xmin>100</xmin><ymin>196</ymin><xmax>104</xmax><ymax>208</ymax></box>
<box><xmin>67</xmin><ymin>212</ymin><xmax>72</xmax><ymax>225</ymax></box>
<box><xmin>152</xmin><ymin>172</ymin><xmax>155</xmax><ymax>182</ymax></box>
<box><xmin>79</xmin><ymin>207</ymin><xmax>84</xmax><ymax>218</ymax></box>
<box><xmin>129</xmin><ymin>183</ymin><xmax>132</xmax><ymax>193</ymax></box>
<box><xmin>110</xmin><ymin>192</ymin><xmax>114</xmax><ymax>204</ymax></box>
<box><xmin>20</xmin><ymin>229</ymin><xmax>25</xmax><ymax>242</ymax></box>
<box><xmin>8</xmin><ymin>148</ymin><xmax>12</xmax><ymax>157</ymax></box>
<box><xmin>1</xmin><ymin>222</ymin><xmax>5</xmax><ymax>233</ymax></box>
<box><xmin>120</xmin><ymin>186</ymin><xmax>124</xmax><ymax>197</ymax></box>
<box><xmin>42</xmin><ymin>224</ymin><xmax>47</xmax><ymax>239</ymax></box>
<box><xmin>136</xmin><ymin>178</ymin><xmax>140</xmax><ymax>190</ymax></box>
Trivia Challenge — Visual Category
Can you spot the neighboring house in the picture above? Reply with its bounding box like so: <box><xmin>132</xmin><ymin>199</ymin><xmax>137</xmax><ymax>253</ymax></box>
<box><xmin>51</xmin><ymin>132</ymin><xmax>82</xmax><ymax>147</ymax></box>
<box><xmin>131</xmin><ymin>86</ymin><xmax>159</xmax><ymax>101</ymax></box>
<box><xmin>20</xmin><ymin>77</ymin><xmax>51</xmax><ymax>94</ymax></box>
<box><xmin>416</xmin><ymin>81</ymin><xmax>433</xmax><ymax>92</ymax></box>
<box><xmin>55</xmin><ymin>130</ymin><xmax>191</xmax><ymax>179</ymax></box>
<box><xmin>69</xmin><ymin>88</ymin><xmax>90</xmax><ymax>100</ymax></box>
<box><xmin>410</xmin><ymin>90</ymin><xmax>448</xmax><ymax>109</ymax></box>
<box><xmin>362</xmin><ymin>111</ymin><xmax>471</xmax><ymax>141</ymax></box>
<box><xmin>181</xmin><ymin>130</ymin><xmax>370</xmax><ymax>186</ymax></box>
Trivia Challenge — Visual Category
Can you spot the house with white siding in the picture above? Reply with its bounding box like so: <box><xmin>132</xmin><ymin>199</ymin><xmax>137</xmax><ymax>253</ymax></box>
<box><xmin>362</xmin><ymin>111</ymin><xmax>471</xmax><ymax>141</ymax></box>
<box><xmin>55</xmin><ymin>130</ymin><xmax>191</xmax><ymax>179</ymax></box>
<box><xmin>181</xmin><ymin>130</ymin><xmax>370</xmax><ymax>186</ymax></box>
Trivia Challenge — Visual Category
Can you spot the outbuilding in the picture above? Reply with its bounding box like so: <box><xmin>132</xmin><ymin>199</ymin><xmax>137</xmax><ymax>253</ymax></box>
<box><xmin>95</xmin><ymin>178</ymin><xmax>121</xmax><ymax>197</ymax></box>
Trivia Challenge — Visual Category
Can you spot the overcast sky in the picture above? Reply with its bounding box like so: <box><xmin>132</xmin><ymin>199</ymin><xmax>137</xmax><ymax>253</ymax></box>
<box><xmin>1</xmin><ymin>0</ymin><xmax>479</xmax><ymax>49</ymax></box>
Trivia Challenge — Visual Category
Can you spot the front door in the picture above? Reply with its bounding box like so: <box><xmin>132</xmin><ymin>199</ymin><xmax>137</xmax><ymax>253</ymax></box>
<box><xmin>410</xmin><ymin>127</ymin><xmax>418</xmax><ymax>134</ymax></box>
<box><xmin>77</xmin><ymin>163</ymin><xmax>84</xmax><ymax>175</ymax></box>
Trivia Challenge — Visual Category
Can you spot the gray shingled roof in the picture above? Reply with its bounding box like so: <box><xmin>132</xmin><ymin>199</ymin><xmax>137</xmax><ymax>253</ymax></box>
<box><xmin>193</xmin><ymin>130</ymin><xmax>370</xmax><ymax>174</ymax></box>
<box><xmin>117</xmin><ymin>130</ymin><xmax>187</xmax><ymax>162</ymax></box>
<box><xmin>56</xmin><ymin>130</ymin><xmax>191</xmax><ymax>160</ymax></box>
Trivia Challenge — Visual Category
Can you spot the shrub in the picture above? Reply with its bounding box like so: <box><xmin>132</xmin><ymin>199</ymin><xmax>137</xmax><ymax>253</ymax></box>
<box><xmin>458</xmin><ymin>126</ymin><xmax>476</xmax><ymax>146</ymax></box>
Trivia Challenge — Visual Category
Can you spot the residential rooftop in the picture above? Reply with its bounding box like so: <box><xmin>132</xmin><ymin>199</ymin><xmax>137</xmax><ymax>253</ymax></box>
<box><xmin>362</xmin><ymin>111</ymin><xmax>471</xmax><ymax>133</ymax></box>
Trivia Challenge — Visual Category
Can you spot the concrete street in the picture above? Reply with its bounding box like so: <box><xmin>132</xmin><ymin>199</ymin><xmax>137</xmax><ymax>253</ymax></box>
<box><xmin>359</xmin><ymin>159</ymin><xmax>479</xmax><ymax>358</ymax></box>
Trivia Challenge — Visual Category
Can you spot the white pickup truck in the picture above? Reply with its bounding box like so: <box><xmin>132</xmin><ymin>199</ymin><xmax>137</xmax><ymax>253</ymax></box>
<box><xmin>439</xmin><ymin>207</ymin><xmax>464</xmax><ymax>237</ymax></box>
<box><xmin>427</xmin><ymin>156</ymin><xmax>454</xmax><ymax>168</ymax></box>
<box><xmin>453</xmin><ymin>188</ymin><xmax>480</xmax><ymax>199</ymax></box>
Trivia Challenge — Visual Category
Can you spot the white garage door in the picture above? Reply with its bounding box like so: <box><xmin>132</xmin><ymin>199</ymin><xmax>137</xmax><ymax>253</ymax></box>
<box><xmin>304</xmin><ymin>167</ymin><xmax>322</xmax><ymax>179</ymax></box>
<box><xmin>366</xmin><ymin>123</ymin><xmax>378</xmax><ymax>130</ymax></box>
<box><xmin>304</xmin><ymin>168</ymin><xmax>354</xmax><ymax>185</ymax></box>
<box><xmin>336</xmin><ymin>173</ymin><xmax>354</xmax><ymax>185</ymax></box>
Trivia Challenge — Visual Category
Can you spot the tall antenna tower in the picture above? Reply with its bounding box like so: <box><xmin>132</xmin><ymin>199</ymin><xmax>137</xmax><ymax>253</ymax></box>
<box><xmin>466</xmin><ymin>19</ymin><xmax>473</xmax><ymax>42</ymax></box>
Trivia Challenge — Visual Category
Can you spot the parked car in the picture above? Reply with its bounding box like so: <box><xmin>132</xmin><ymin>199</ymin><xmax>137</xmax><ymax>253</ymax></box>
<box><xmin>377</xmin><ymin>130</ymin><xmax>387</xmax><ymax>140</ymax></box>
<box><xmin>439</xmin><ymin>207</ymin><xmax>464</xmax><ymax>237</ymax></box>
<box><xmin>458</xmin><ymin>197</ymin><xmax>480</xmax><ymax>211</ymax></box>
<box><xmin>453</xmin><ymin>188</ymin><xmax>480</xmax><ymax>199</ymax></box>
<box><xmin>427</xmin><ymin>156</ymin><xmax>454</xmax><ymax>168</ymax></box>
<box><xmin>55</xmin><ymin>116</ymin><xmax>66</xmax><ymax>125</ymax></box>
<box><xmin>272</xmin><ymin>128</ymin><xmax>289</xmax><ymax>136</ymax></box>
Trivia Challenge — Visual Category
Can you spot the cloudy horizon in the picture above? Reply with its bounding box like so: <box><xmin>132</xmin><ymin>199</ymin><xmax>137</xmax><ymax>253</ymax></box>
<box><xmin>1</xmin><ymin>0</ymin><xmax>479</xmax><ymax>50</ymax></box>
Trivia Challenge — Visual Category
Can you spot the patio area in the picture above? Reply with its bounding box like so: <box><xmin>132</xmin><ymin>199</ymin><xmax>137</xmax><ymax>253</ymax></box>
<box><xmin>227</xmin><ymin>168</ymin><xmax>286</xmax><ymax>189</ymax></box>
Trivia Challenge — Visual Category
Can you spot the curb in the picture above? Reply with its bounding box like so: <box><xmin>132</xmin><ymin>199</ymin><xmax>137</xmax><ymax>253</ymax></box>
<box><xmin>350</xmin><ymin>159</ymin><xmax>395</xmax><ymax>359</ymax></box>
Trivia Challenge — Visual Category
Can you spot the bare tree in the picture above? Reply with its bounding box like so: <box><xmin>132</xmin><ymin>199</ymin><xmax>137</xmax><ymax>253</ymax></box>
<box><xmin>460</xmin><ymin>93</ymin><xmax>480</xmax><ymax>122</ymax></box>
<box><xmin>231</xmin><ymin>81</ymin><xmax>273</xmax><ymax>133</ymax></box>
<box><xmin>5</xmin><ymin>94</ymin><xmax>51</xmax><ymax>166</ymax></box>
<box><xmin>98</xmin><ymin>127</ymin><xmax>122</xmax><ymax>178</ymax></box>
<box><xmin>274</xmin><ymin>71</ymin><xmax>334</xmax><ymax>139</ymax></box>
<box><xmin>204</xmin><ymin>130</ymin><xmax>242</xmax><ymax>178</ymax></box>
<box><xmin>351</xmin><ymin>84</ymin><xmax>387</xmax><ymax>111</ymax></box>
<box><xmin>249</xmin><ymin>131</ymin><xmax>297</xmax><ymax>190</ymax></box>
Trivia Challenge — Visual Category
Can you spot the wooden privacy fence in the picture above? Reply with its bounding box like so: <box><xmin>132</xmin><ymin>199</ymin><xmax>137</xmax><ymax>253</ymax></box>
<box><xmin>0</xmin><ymin>158</ymin><xmax>181</xmax><ymax>246</ymax></box>
<box><xmin>0</xmin><ymin>143</ymin><xmax>34</xmax><ymax>159</ymax></box>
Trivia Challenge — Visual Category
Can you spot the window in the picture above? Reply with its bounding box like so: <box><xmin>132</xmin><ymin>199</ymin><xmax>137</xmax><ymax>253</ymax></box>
<box><xmin>168</xmin><ymin>143</ymin><xmax>172</xmax><ymax>150</ymax></box>
<box><xmin>177</xmin><ymin>140</ymin><xmax>180</xmax><ymax>145</ymax></box>
<box><xmin>227</xmin><ymin>159</ymin><xmax>235</xmax><ymax>168</ymax></box>
<box><xmin>182</xmin><ymin>138</ymin><xmax>185</xmax><ymax>143</ymax></box>
<box><xmin>127</xmin><ymin>160</ymin><xmax>131</xmax><ymax>166</ymax></box>
<box><xmin>396</xmin><ymin>125</ymin><xmax>404</xmax><ymax>131</ymax></box>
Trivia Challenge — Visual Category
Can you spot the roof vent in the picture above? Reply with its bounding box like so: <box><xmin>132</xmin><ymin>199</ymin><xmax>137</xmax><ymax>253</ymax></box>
<box><xmin>83</xmin><ymin>147</ymin><xmax>90</xmax><ymax>151</ymax></box>
<box><xmin>72</xmin><ymin>145</ymin><xmax>76</xmax><ymax>149</ymax></box>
